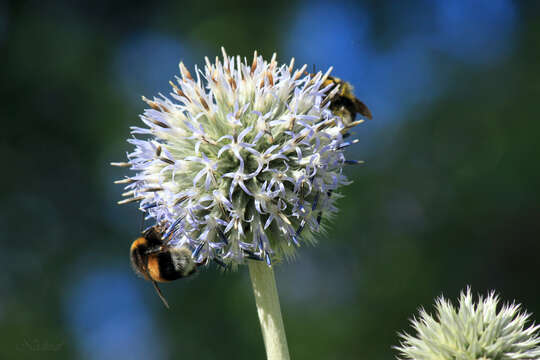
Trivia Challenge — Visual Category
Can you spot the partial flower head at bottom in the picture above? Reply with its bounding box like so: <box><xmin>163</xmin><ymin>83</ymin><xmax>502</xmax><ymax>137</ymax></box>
<box><xmin>114</xmin><ymin>48</ymin><xmax>366</xmax><ymax>266</ymax></box>
<box><xmin>396</xmin><ymin>289</ymin><xmax>540</xmax><ymax>360</ymax></box>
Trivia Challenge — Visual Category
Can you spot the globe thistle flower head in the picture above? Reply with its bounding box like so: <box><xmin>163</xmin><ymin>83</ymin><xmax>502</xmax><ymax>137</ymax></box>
<box><xmin>396</xmin><ymin>289</ymin><xmax>540</xmax><ymax>360</ymax></box>
<box><xmin>114</xmin><ymin>48</ymin><xmax>365</xmax><ymax>267</ymax></box>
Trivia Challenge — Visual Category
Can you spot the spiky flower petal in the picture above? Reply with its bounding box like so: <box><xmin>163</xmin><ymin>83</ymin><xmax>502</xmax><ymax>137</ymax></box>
<box><xmin>114</xmin><ymin>48</ymin><xmax>364</xmax><ymax>266</ymax></box>
<box><xmin>396</xmin><ymin>289</ymin><xmax>540</xmax><ymax>360</ymax></box>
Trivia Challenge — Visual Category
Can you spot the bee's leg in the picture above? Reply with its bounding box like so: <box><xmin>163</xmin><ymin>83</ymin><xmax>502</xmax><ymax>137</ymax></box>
<box><xmin>139</xmin><ymin>250</ymin><xmax>170</xmax><ymax>309</ymax></box>
<box><xmin>151</xmin><ymin>280</ymin><xmax>170</xmax><ymax>309</ymax></box>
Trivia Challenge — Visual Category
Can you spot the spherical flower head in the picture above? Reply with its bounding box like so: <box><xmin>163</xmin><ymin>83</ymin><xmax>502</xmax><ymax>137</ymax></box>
<box><xmin>115</xmin><ymin>48</ymin><xmax>364</xmax><ymax>266</ymax></box>
<box><xmin>396</xmin><ymin>289</ymin><xmax>540</xmax><ymax>360</ymax></box>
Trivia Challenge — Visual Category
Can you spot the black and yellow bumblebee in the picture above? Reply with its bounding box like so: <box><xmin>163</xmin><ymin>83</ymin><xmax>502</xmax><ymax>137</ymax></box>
<box><xmin>130</xmin><ymin>224</ymin><xmax>198</xmax><ymax>308</ymax></box>
<box><xmin>321</xmin><ymin>75</ymin><xmax>372</xmax><ymax>132</ymax></box>
<box><xmin>295</xmin><ymin>73</ymin><xmax>372</xmax><ymax>237</ymax></box>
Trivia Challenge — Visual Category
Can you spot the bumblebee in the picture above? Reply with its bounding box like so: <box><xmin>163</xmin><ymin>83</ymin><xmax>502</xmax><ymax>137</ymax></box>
<box><xmin>130</xmin><ymin>225</ymin><xmax>198</xmax><ymax>308</ymax></box>
<box><xmin>321</xmin><ymin>75</ymin><xmax>372</xmax><ymax>133</ymax></box>
<box><xmin>294</xmin><ymin>74</ymin><xmax>371</xmax><ymax>238</ymax></box>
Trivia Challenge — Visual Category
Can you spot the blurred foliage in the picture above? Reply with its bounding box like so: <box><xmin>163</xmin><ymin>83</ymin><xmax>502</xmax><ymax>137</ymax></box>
<box><xmin>1</xmin><ymin>0</ymin><xmax>539</xmax><ymax>359</ymax></box>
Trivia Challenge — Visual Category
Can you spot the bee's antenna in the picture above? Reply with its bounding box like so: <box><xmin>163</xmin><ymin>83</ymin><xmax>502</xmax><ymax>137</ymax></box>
<box><xmin>151</xmin><ymin>280</ymin><xmax>170</xmax><ymax>309</ymax></box>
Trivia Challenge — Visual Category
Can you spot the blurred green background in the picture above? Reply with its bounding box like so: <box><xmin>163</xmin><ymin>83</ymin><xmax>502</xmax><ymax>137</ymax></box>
<box><xmin>2</xmin><ymin>0</ymin><xmax>540</xmax><ymax>359</ymax></box>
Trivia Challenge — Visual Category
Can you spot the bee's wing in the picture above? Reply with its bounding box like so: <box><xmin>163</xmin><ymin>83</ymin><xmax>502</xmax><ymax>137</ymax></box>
<box><xmin>353</xmin><ymin>98</ymin><xmax>372</xmax><ymax>120</ymax></box>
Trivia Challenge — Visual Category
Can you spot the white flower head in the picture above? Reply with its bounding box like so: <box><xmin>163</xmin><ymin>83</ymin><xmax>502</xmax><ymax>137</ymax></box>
<box><xmin>113</xmin><ymin>48</ymin><xmax>365</xmax><ymax>266</ymax></box>
<box><xmin>396</xmin><ymin>288</ymin><xmax>540</xmax><ymax>360</ymax></box>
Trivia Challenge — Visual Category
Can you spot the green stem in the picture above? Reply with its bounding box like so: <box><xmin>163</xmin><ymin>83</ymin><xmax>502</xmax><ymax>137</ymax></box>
<box><xmin>248</xmin><ymin>260</ymin><xmax>291</xmax><ymax>360</ymax></box>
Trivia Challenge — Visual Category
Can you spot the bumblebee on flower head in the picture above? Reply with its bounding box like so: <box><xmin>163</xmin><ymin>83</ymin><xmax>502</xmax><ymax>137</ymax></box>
<box><xmin>319</xmin><ymin>74</ymin><xmax>372</xmax><ymax>133</ymax></box>
<box><xmin>130</xmin><ymin>224</ymin><xmax>199</xmax><ymax>308</ymax></box>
